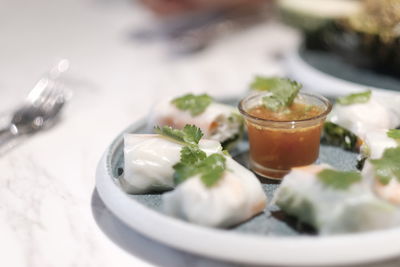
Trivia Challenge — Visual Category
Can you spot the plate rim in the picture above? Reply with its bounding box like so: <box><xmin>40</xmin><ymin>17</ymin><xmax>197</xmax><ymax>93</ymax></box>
<box><xmin>95</xmin><ymin>119</ymin><xmax>400</xmax><ymax>266</ymax></box>
<box><xmin>285</xmin><ymin>49</ymin><xmax>400</xmax><ymax>98</ymax></box>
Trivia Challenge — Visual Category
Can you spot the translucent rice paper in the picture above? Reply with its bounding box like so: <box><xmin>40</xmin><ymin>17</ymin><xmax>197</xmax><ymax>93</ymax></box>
<box><xmin>328</xmin><ymin>93</ymin><xmax>400</xmax><ymax>139</ymax></box>
<box><xmin>274</xmin><ymin>165</ymin><xmax>400</xmax><ymax>234</ymax></box>
<box><xmin>362</xmin><ymin>161</ymin><xmax>400</xmax><ymax>206</ymax></box>
<box><xmin>163</xmin><ymin>157</ymin><xmax>267</xmax><ymax>228</ymax></box>
<box><xmin>360</xmin><ymin>129</ymin><xmax>398</xmax><ymax>159</ymax></box>
<box><xmin>121</xmin><ymin>134</ymin><xmax>222</xmax><ymax>194</ymax></box>
<box><xmin>148</xmin><ymin>98</ymin><xmax>242</xmax><ymax>146</ymax></box>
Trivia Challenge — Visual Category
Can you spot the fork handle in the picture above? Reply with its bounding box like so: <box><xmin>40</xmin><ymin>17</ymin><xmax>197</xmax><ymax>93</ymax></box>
<box><xmin>0</xmin><ymin>127</ymin><xmax>16</xmax><ymax>147</ymax></box>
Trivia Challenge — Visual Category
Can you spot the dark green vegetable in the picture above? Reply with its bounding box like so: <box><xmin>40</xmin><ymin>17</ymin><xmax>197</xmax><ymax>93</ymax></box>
<box><xmin>321</xmin><ymin>122</ymin><xmax>359</xmax><ymax>151</ymax></box>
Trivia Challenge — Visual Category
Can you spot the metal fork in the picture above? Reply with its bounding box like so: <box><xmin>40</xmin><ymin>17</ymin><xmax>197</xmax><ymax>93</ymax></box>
<box><xmin>0</xmin><ymin>60</ymin><xmax>69</xmax><ymax>150</ymax></box>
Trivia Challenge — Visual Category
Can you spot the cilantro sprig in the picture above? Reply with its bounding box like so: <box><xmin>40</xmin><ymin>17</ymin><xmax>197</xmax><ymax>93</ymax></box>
<box><xmin>155</xmin><ymin>124</ymin><xmax>227</xmax><ymax>187</ymax></box>
<box><xmin>370</xmin><ymin>147</ymin><xmax>400</xmax><ymax>185</ymax></box>
<box><xmin>337</xmin><ymin>90</ymin><xmax>371</xmax><ymax>105</ymax></box>
<box><xmin>154</xmin><ymin>125</ymin><xmax>203</xmax><ymax>145</ymax></box>
<box><xmin>171</xmin><ymin>93</ymin><xmax>213</xmax><ymax>116</ymax></box>
<box><xmin>249</xmin><ymin>76</ymin><xmax>302</xmax><ymax>111</ymax></box>
<box><xmin>317</xmin><ymin>169</ymin><xmax>362</xmax><ymax>190</ymax></box>
<box><xmin>174</xmin><ymin>153</ymin><xmax>226</xmax><ymax>187</ymax></box>
<box><xmin>387</xmin><ymin>129</ymin><xmax>400</xmax><ymax>140</ymax></box>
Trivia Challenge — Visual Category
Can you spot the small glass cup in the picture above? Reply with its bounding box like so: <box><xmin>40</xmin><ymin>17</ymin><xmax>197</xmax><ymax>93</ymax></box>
<box><xmin>239</xmin><ymin>92</ymin><xmax>332</xmax><ymax>180</ymax></box>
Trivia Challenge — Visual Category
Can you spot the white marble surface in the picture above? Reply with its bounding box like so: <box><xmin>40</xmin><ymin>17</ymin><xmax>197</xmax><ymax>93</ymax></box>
<box><xmin>1</xmin><ymin>0</ymin><xmax>400</xmax><ymax>267</ymax></box>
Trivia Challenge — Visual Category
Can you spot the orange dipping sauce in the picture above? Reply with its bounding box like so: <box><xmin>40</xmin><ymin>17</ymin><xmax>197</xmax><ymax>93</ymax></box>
<box><xmin>239</xmin><ymin>93</ymin><xmax>332</xmax><ymax>180</ymax></box>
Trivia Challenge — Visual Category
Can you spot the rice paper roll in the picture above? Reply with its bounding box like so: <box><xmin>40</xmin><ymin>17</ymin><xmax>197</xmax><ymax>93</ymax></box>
<box><xmin>149</xmin><ymin>94</ymin><xmax>243</xmax><ymax>149</ymax></box>
<box><xmin>360</xmin><ymin>129</ymin><xmax>399</xmax><ymax>159</ymax></box>
<box><xmin>163</xmin><ymin>157</ymin><xmax>267</xmax><ymax>228</ymax></box>
<box><xmin>362</xmin><ymin>147</ymin><xmax>400</xmax><ymax>206</ymax></box>
<box><xmin>274</xmin><ymin>165</ymin><xmax>400</xmax><ymax>234</ymax></box>
<box><xmin>324</xmin><ymin>91</ymin><xmax>400</xmax><ymax>150</ymax></box>
<box><xmin>121</xmin><ymin>134</ymin><xmax>222</xmax><ymax>194</ymax></box>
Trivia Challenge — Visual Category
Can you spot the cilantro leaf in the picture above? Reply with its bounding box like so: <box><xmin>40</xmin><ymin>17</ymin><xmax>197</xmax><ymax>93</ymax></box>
<box><xmin>198</xmin><ymin>154</ymin><xmax>226</xmax><ymax>187</ymax></box>
<box><xmin>250</xmin><ymin>76</ymin><xmax>285</xmax><ymax>91</ymax></box>
<box><xmin>171</xmin><ymin>93</ymin><xmax>213</xmax><ymax>116</ymax></box>
<box><xmin>370</xmin><ymin>147</ymin><xmax>400</xmax><ymax>185</ymax></box>
<box><xmin>252</xmin><ymin>77</ymin><xmax>301</xmax><ymax>111</ymax></box>
<box><xmin>387</xmin><ymin>129</ymin><xmax>400</xmax><ymax>140</ymax></box>
<box><xmin>154</xmin><ymin>125</ymin><xmax>203</xmax><ymax>145</ymax></box>
<box><xmin>317</xmin><ymin>169</ymin><xmax>362</xmax><ymax>190</ymax></box>
<box><xmin>337</xmin><ymin>90</ymin><xmax>371</xmax><ymax>105</ymax></box>
<box><xmin>173</xmin><ymin>152</ymin><xmax>226</xmax><ymax>188</ymax></box>
<box><xmin>173</xmin><ymin>162</ymin><xmax>195</xmax><ymax>185</ymax></box>
<box><xmin>179</xmin><ymin>145</ymin><xmax>206</xmax><ymax>165</ymax></box>
<box><xmin>182</xmin><ymin>125</ymin><xmax>203</xmax><ymax>145</ymax></box>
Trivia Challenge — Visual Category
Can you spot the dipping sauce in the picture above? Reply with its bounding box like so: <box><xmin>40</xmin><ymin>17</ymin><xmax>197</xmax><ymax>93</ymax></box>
<box><xmin>239</xmin><ymin>93</ymin><xmax>332</xmax><ymax>180</ymax></box>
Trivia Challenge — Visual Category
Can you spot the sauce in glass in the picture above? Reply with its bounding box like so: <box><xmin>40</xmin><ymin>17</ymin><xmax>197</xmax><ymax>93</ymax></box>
<box><xmin>239</xmin><ymin>93</ymin><xmax>331</xmax><ymax>180</ymax></box>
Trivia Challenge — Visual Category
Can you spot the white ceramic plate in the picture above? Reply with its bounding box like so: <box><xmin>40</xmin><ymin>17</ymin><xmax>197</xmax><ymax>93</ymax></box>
<box><xmin>96</xmin><ymin>118</ymin><xmax>400</xmax><ymax>266</ymax></box>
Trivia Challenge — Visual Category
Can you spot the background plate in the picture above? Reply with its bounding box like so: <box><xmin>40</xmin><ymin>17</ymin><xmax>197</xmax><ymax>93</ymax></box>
<box><xmin>96</xmin><ymin>111</ymin><xmax>400</xmax><ymax>266</ymax></box>
<box><xmin>285</xmin><ymin>48</ymin><xmax>400</xmax><ymax>98</ymax></box>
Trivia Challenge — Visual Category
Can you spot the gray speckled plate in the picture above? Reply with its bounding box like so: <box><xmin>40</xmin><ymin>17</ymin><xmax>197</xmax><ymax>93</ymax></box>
<box><xmin>96</xmin><ymin>99</ymin><xmax>400</xmax><ymax>266</ymax></box>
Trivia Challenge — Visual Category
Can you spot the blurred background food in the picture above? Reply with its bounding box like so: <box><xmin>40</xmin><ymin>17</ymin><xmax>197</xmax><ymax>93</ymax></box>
<box><xmin>278</xmin><ymin>0</ymin><xmax>400</xmax><ymax>76</ymax></box>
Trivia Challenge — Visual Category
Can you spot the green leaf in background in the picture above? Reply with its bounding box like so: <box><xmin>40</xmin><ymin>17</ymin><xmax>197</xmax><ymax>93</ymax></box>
<box><xmin>154</xmin><ymin>125</ymin><xmax>203</xmax><ymax>145</ymax></box>
<box><xmin>337</xmin><ymin>90</ymin><xmax>371</xmax><ymax>105</ymax></box>
<box><xmin>171</xmin><ymin>93</ymin><xmax>213</xmax><ymax>116</ymax></box>
<box><xmin>387</xmin><ymin>129</ymin><xmax>400</xmax><ymax>140</ymax></box>
<box><xmin>250</xmin><ymin>76</ymin><xmax>285</xmax><ymax>91</ymax></box>
<box><xmin>370</xmin><ymin>147</ymin><xmax>400</xmax><ymax>185</ymax></box>
<box><xmin>317</xmin><ymin>169</ymin><xmax>362</xmax><ymax>190</ymax></box>
<box><xmin>250</xmin><ymin>76</ymin><xmax>302</xmax><ymax>111</ymax></box>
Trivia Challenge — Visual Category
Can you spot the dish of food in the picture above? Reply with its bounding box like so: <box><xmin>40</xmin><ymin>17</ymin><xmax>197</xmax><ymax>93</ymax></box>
<box><xmin>96</xmin><ymin>86</ymin><xmax>400</xmax><ymax>265</ymax></box>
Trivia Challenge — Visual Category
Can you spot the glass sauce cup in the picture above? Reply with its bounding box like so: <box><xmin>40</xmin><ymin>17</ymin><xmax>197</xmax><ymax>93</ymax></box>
<box><xmin>239</xmin><ymin>92</ymin><xmax>332</xmax><ymax>180</ymax></box>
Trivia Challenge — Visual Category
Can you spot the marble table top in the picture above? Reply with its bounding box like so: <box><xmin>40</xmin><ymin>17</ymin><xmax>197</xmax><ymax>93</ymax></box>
<box><xmin>1</xmin><ymin>0</ymin><xmax>399</xmax><ymax>266</ymax></box>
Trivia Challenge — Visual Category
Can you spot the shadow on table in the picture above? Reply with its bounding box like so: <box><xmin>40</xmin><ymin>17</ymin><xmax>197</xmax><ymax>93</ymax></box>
<box><xmin>91</xmin><ymin>189</ymin><xmax>400</xmax><ymax>267</ymax></box>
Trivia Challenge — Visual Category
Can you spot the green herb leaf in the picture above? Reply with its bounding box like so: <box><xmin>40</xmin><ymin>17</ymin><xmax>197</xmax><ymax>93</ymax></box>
<box><xmin>317</xmin><ymin>169</ymin><xmax>362</xmax><ymax>190</ymax></box>
<box><xmin>252</xmin><ymin>77</ymin><xmax>301</xmax><ymax>111</ymax></box>
<box><xmin>179</xmin><ymin>145</ymin><xmax>207</xmax><ymax>165</ymax></box>
<box><xmin>337</xmin><ymin>90</ymin><xmax>371</xmax><ymax>105</ymax></box>
<box><xmin>181</xmin><ymin>125</ymin><xmax>203</xmax><ymax>145</ymax></box>
<box><xmin>387</xmin><ymin>129</ymin><xmax>400</xmax><ymax>140</ymax></box>
<box><xmin>370</xmin><ymin>147</ymin><xmax>400</xmax><ymax>185</ymax></box>
<box><xmin>154</xmin><ymin>125</ymin><xmax>203</xmax><ymax>145</ymax></box>
<box><xmin>198</xmin><ymin>154</ymin><xmax>226</xmax><ymax>187</ymax></box>
<box><xmin>171</xmin><ymin>93</ymin><xmax>213</xmax><ymax>116</ymax></box>
<box><xmin>173</xmin><ymin>152</ymin><xmax>226</xmax><ymax>188</ymax></box>
<box><xmin>250</xmin><ymin>76</ymin><xmax>286</xmax><ymax>91</ymax></box>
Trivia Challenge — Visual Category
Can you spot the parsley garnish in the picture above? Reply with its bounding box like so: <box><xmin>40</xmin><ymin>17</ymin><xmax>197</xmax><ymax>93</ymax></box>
<box><xmin>317</xmin><ymin>169</ymin><xmax>362</xmax><ymax>190</ymax></box>
<box><xmin>173</xmin><ymin>153</ymin><xmax>226</xmax><ymax>188</ymax></box>
<box><xmin>370</xmin><ymin>147</ymin><xmax>400</xmax><ymax>185</ymax></box>
<box><xmin>154</xmin><ymin>125</ymin><xmax>203</xmax><ymax>145</ymax></box>
<box><xmin>171</xmin><ymin>93</ymin><xmax>212</xmax><ymax>116</ymax></box>
<box><xmin>387</xmin><ymin>129</ymin><xmax>400</xmax><ymax>140</ymax></box>
<box><xmin>336</xmin><ymin>90</ymin><xmax>371</xmax><ymax>105</ymax></box>
<box><xmin>250</xmin><ymin>76</ymin><xmax>302</xmax><ymax>111</ymax></box>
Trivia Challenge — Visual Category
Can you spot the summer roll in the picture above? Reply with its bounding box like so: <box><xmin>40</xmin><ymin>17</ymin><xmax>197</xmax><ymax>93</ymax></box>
<box><xmin>323</xmin><ymin>91</ymin><xmax>400</xmax><ymax>151</ymax></box>
<box><xmin>121</xmin><ymin>133</ymin><xmax>222</xmax><ymax>194</ymax></box>
<box><xmin>149</xmin><ymin>93</ymin><xmax>243</xmax><ymax>149</ymax></box>
<box><xmin>362</xmin><ymin>147</ymin><xmax>400</xmax><ymax>206</ymax></box>
<box><xmin>163</xmin><ymin>156</ymin><xmax>267</xmax><ymax>228</ymax></box>
<box><xmin>274</xmin><ymin>165</ymin><xmax>400</xmax><ymax>234</ymax></box>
